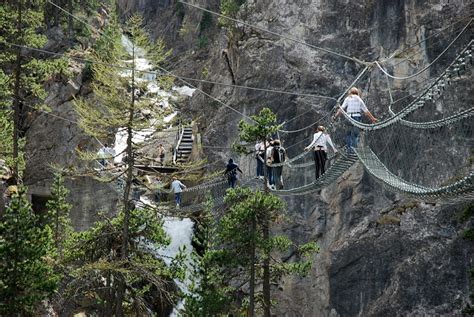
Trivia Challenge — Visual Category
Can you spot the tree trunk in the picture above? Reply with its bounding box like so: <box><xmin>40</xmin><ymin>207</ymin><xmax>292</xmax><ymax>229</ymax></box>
<box><xmin>262</xmin><ymin>139</ymin><xmax>271</xmax><ymax>317</ymax></box>
<box><xmin>248</xmin><ymin>216</ymin><xmax>256</xmax><ymax>317</ymax></box>
<box><xmin>12</xmin><ymin>0</ymin><xmax>23</xmax><ymax>185</ymax></box>
<box><xmin>67</xmin><ymin>0</ymin><xmax>73</xmax><ymax>41</ymax></box>
<box><xmin>116</xmin><ymin>39</ymin><xmax>137</xmax><ymax>317</ymax></box>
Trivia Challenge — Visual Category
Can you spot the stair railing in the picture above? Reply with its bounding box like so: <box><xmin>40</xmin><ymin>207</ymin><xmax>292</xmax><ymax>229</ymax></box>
<box><xmin>173</xmin><ymin>123</ymin><xmax>185</xmax><ymax>165</ymax></box>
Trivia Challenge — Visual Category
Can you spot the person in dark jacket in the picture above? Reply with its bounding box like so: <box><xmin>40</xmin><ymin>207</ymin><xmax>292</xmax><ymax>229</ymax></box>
<box><xmin>270</xmin><ymin>139</ymin><xmax>286</xmax><ymax>189</ymax></box>
<box><xmin>224</xmin><ymin>159</ymin><xmax>243</xmax><ymax>188</ymax></box>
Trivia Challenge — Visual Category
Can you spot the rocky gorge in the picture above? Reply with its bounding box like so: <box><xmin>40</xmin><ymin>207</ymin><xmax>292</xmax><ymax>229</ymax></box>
<box><xmin>21</xmin><ymin>0</ymin><xmax>473</xmax><ymax>316</ymax></box>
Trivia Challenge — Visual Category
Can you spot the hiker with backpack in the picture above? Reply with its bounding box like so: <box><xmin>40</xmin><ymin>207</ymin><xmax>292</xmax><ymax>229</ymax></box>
<box><xmin>224</xmin><ymin>158</ymin><xmax>243</xmax><ymax>188</ymax></box>
<box><xmin>304</xmin><ymin>126</ymin><xmax>338</xmax><ymax>179</ymax></box>
<box><xmin>270</xmin><ymin>139</ymin><xmax>286</xmax><ymax>189</ymax></box>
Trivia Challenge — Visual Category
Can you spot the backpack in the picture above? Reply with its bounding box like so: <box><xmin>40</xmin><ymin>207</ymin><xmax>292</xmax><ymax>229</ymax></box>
<box><xmin>228</xmin><ymin>168</ymin><xmax>237</xmax><ymax>177</ymax></box>
<box><xmin>272</xmin><ymin>146</ymin><xmax>286</xmax><ymax>164</ymax></box>
<box><xmin>226</xmin><ymin>165</ymin><xmax>238</xmax><ymax>178</ymax></box>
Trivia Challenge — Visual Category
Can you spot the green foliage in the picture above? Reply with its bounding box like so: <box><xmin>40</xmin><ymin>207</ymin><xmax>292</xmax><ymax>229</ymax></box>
<box><xmin>175</xmin><ymin>2</ymin><xmax>185</xmax><ymax>19</ymax></box>
<box><xmin>184</xmin><ymin>188</ymin><xmax>318</xmax><ymax>314</ymax></box>
<box><xmin>219</xmin><ymin>0</ymin><xmax>246</xmax><ymax>28</ymax></box>
<box><xmin>184</xmin><ymin>198</ymin><xmax>235</xmax><ymax>316</ymax></box>
<box><xmin>197</xmin><ymin>35</ymin><xmax>209</xmax><ymax>49</ymax></box>
<box><xmin>0</xmin><ymin>187</ymin><xmax>58</xmax><ymax>315</ymax></box>
<box><xmin>0</xmin><ymin>1</ymin><xmax>69</xmax><ymax>174</ymax></box>
<box><xmin>459</xmin><ymin>204</ymin><xmax>473</xmax><ymax>222</ymax></box>
<box><xmin>75</xmin><ymin>13</ymin><xmax>172</xmax><ymax>140</ymax></box>
<box><xmin>238</xmin><ymin>107</ymin><xmax>282</xmax><ymax>145</ymax></box>
<box><xmin>199</xmin><ymin>11</ymin><xmax>213</xmax><ymax>32</ymax></box>
<box><xmin>71</xmin><ymin>13</ymin><xmax>179</xmax><ymax>315</ymax></box>
<box><xmin>46</xmin><ymin>172</ymin><xmax>73</xmax><ymax>259</ymax></box>
<box><xmin>64</xmin><ymin>206</ymin><xmax>182</xmax><ymax>315</ymax></box>
<box><xmin>462</xmin><ymin>228</ymin><xmax>474</xmax><ymax>241</ymax></box>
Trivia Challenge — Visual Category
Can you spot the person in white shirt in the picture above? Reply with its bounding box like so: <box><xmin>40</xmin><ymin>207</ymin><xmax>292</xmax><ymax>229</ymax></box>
<box><xmin>255</xmin><ymin>141</ymin><xmax>265</xmax><ymax>179</ymax></box>
<box><xmin>333</xmin><ymin>87</ymin><xmax>377</xmax><ymax>149</ymax></box>
<box><xmin>304</xmin><ymin>126</ymin><xmax>337</xmax><ymax>179</ymax></box>
<box><xmin>170</xmin><ymin>176</ymin><xmax>186</xmax><ymax>208</ymax></box>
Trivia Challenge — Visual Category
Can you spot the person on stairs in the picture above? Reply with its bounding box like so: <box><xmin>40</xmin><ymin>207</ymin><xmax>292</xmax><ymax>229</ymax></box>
<box><xmin>305</xmin><ymin>126</ymin><xmax>338</xmax><ymax>180</ymax></box>
<box><xmin>171</xmin><ymin>176</ymin><xmax>186</xmax><ymax>208</ymax></box>
<box><xmin>271</xmin><ymin>139</ymin><xmax>286</xmax><ymax>189</ymax></box>
<box><xmin>224</xmin><ymin>159</ymin><xmax>243</xmax><ymax>189</ymax></box>
<box><xmin>333</xmin><ymin>87</ymin><xmax>377</xmax><ymax>150</ymax></box>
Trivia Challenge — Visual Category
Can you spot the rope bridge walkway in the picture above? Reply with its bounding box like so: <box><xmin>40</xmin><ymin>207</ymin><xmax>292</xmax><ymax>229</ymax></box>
<box><xmin>271</xmin><ymin>152</ymin><xmax>358</xmax><ymax>196</ymax></box>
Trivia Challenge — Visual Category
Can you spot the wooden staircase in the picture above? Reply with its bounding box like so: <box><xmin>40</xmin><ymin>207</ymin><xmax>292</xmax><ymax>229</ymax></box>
<box><xmin>174</xmin><ymin>126</ymin><xmax>193</xmax><ymax>164</ymax></box>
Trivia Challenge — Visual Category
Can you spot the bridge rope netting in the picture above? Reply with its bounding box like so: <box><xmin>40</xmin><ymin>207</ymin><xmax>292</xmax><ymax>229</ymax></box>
<box><xmin>156</xmin><ymin>35</ymin><xmax>473</xmax><ymax>206</ymax></box>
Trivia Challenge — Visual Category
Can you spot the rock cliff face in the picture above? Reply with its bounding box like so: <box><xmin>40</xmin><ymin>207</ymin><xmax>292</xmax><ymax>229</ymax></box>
<box><xmin>113</xmin><ymin>0</ymin><xmax>473</xmax><ymax>315</ymax></box>
<box><xmin>24</xmin><ymin>46</ymin><xmax>120</xmax><ymax>231</ymax></box>
<box><xmin>24</xmin><ymin>0</ymin><xmax>473</xmax><ymax>315</ymax></box>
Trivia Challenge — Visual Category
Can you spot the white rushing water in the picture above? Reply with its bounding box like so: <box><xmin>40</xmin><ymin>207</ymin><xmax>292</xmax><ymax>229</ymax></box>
<box><xmin>139</xmin><ymin>197</ymin><xmax>195</xmax><ymax>316</ymax></box>
<box><xmin>114</xmin><ymin>35</ymin><xmax>198</xmax><ymax>315</ymax></box>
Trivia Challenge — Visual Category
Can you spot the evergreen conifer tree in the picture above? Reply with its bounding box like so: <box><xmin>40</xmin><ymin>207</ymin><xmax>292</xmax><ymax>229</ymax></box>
<box><xmin>73</xmin><ymin>12</ymin><xmax>175</xmax><ymax>315</ymax></box>
<box><xmin>184</xmin><ymin>187</ymin><xmax>318</xmax><ymax>316</ymax></box>
<box><xmin>0</xmin><ymin>0</ymin><xmax>68</xmax><ymax>182</ymax></box>
<box><xmin>0</xmin><ymin>188</ymin><xmax>58</xmax><ymax>315</ymax></box>
<box><xmin>46</xmin><ymin>172</ymin><xmax>73</xmax><ymax>260</ymax></box>
<box><xmin>234</xmin><ymin>108</ymin><xmax>318</xmax><ymax>316</ymax></box>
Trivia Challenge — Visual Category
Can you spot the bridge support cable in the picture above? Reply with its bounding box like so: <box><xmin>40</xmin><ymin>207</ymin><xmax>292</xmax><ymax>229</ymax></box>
<box><xmin>339</xmin><ymin>40</ymin><xmax>473</xmax><ymax>131</ymax></box>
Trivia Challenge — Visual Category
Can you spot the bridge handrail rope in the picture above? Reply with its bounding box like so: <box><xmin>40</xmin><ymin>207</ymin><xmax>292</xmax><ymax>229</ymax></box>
<box><xmin>279</xmin><ymin>66</ymin><xmax>370</xmax><ymax>134</ymax></box>
<box><xmin>271</xmin><ymin>151</ymin><xmax>359</xmax><ymax>195</ymax></box>
<box><xmin>398</xmin><ymin>107</ymin><xmax>474</xmax><ymax>129</ymax></box>
<box><xmin>339</xmin><ymin>40</ymin><xmax>473</xmax><ymax>131</ymax></box>
<box><xmin>375</xmin><ymin>18</ymin><xmax>472</xmax><ymax>80</ymax></box>
<box><xmin>386</xmin><ymin>57</ymin><xmax>472</xmax><ymax>129</ymax></box>
<box><xmin>354</xmin><ymin>145</ymin><xmax>474</xmax><ymax>198</ymax></box>
<box><xmin>386</xmin><ymin>44</ymin><xmax>472</xmax><ymax>116</ymax></box>
<box><xmin>273</xmin><ymin>67</ymin><xmax>369</xmax><ymax>166</ymax></box>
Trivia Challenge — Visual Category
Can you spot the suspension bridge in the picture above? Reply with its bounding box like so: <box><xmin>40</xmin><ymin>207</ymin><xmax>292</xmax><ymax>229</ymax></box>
<box><xmin>4</xmin><ymin>1</ymin><xmax>472</xmax><ymax>213</ymax></box>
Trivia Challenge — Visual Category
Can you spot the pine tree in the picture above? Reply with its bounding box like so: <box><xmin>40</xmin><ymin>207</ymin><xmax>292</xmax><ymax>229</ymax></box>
<box><xmin>0</xmin><ymin>0</ymin><xmax>68</xmax><ymax>182</ymax></box>
<box><xmin>0</xmin><ymin>187</ymin><xmax>58</xmax><ymax>315</ymax></box>
<box><xmin>184</xmin><ymin>198</ymin><xmax>234</xmax><ymax>316</ymax></box>
<box><xmin>184</xmin><ymin>188</ymin><xmax>318</xmax><ymax>316</ymax></box>
<box><xmin>46</xmin><ymin>172</ymin><xmax>73</xmax><ymax>260</ymax></box>
<box><xmin>64</xmin><ymin>206</ymin><xmax>183</xmax><ymax>316</ymax></box>
<box><xmin>237</xmin><ymin>107</ymin><xmax>281</xmax><ymax>316</ymax></box>
<box><xmin>73</xmin><ymin>13</ymin><xmax>174</xmax><ymax>315</ymax></box>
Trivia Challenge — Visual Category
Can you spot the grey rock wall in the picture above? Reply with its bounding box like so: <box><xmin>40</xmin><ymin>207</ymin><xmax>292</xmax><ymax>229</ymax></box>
<box><xmin>24</xmin><ymin>61</ymin><xmax>120</xmax><ymax>231</ymax></box>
